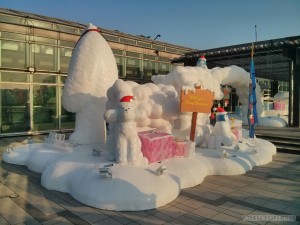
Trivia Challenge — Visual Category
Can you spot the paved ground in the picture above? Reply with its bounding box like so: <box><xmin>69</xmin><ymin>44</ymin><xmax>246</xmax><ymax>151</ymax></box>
<box><xmin>0</xmin><ymin>135</ymin><xmax>299</xmax><ymax>225</ymax></box>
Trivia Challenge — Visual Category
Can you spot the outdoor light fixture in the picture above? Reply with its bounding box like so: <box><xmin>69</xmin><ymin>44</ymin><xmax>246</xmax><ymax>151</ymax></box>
<box><xmin>6</xmin><ymin>146</ymin><xmax>13</xmax><ymax>154</ymax></box>
<box><xmin>221</xmin><ymin>150</ymin><xmax>229</xmax><ymax>159</ymax></box>
<box><xmin>27</xmin><ymin>138</ymin><xmax>33</xmax><ymax>144</ymax></box>
<box><xmin>155</xmin><ymin>166</ymin><xmax>166</xmax><ymax>176</ymax></box>
<box><xmin>28</xmin><ymin>67</ymin><xmax>35</xmax><ymax>72</ymax></box>
<box><xmin>154</xmin><ymin>34</ymin><xmax>161</xmax><ymax>40</ymax></box>
<box><xmin>92</xmin><ymin>147</ymin><xmax>101</xmax><ymax>156</ymax></box>
<box><xmin>252</xmin><ymin>147</ymin><xmax>258</xmax><ymax>154</ymax></box>
<box><xmin>138</xmin><ymin>34</ymin><xmax>151</xmax><ymax>39</ymax></box>
<box><xmin>99</xmin><ymin>167</ymin><xmax>112</xmax><ymax>178</ymax></box>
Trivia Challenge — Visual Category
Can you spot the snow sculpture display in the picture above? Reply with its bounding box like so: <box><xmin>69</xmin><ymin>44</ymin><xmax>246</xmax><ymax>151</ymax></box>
<box><xmin>2</xmin><ymin>22</ymin><xmax>277</xmax><ymax>211</ymax></box>
<box><xmin>209</xmin><ymin>107</ymin><xmax>237</xmax><ymax>148</ymax></box>
<box><xmin>104</xmin><ymin>94</ymin><xmax>147</xmax><ymax>165</ymax></box>
<box><xmin>62</xmin><ymin>23</ymin><xmax>118</xmax><ymax>145</ymax></box>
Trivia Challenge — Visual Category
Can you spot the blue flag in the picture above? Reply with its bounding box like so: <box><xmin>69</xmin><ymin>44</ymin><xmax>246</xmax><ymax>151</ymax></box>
<box><xmin>248</xmin><ymin>44</ymin><xmax>258</xmax><ymax>138</ymax></box>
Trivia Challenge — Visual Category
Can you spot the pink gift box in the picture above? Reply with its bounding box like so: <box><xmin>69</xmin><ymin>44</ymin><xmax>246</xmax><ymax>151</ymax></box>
<box><xmin>173</xmin><ymin>141</ymin><xmax>188</xmax><ymax>157</ymax></box>
<box><xmin>274</xmin><ymin>101</ymin><xmax>285</xmax><ymax>110</ymax></box>
<box><xmin>138</xmin><ymin>131</ymin><xmax>173</xmax><ymax>163</ymax></box>
<box><xmin>274</xmin><ymin>101</ymin><xmax>280</xmax><ymax>110</ymax></box>
<box><xmin>231</xmin><ymin>128</ymin><xmax>242</xmax><ymax>141</ymax></box>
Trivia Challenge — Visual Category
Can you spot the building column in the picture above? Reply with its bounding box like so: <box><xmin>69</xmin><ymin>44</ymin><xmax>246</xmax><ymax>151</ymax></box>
<box><xmin>286</xmin><ymin>45</ymin><xmax>300</xmax><ymax>127</ymax></box>
<box><xmin>288</xmin><ymin>60</ymin><xmax>294</xmax><ymax>126</ymax></box>
<box><xmin>293</xmin><ymin>48</ymin><xmax>300</xmax><ymax>127</ymax></box>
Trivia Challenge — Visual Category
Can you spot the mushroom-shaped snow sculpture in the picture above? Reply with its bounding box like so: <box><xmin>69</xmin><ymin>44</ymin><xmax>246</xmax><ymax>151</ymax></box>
<box><xmin>62</xmin><ymin>23</ymin><xmax>118</xmax><ymax>145</ymax></box>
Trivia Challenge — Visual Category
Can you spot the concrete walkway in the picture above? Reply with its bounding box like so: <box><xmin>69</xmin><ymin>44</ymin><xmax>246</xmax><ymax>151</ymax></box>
<box><xmin>0</xmin><ymin>136</ymin><xmax>299</xmax><ymax>225</ymax></box>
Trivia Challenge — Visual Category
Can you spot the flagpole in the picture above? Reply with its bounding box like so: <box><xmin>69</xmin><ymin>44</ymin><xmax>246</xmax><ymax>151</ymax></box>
<box><xmin>255</xmin><ymin>25</ymin><xmax>257</xmax><ymax>42</ymax></box>
<box><xmin>248</xmin><ymin>43</ymin><xmax>258</xmax><ymax>139</ymax></box>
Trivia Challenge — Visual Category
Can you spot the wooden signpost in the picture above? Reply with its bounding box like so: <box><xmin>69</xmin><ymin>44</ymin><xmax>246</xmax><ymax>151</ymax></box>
<box><xmin>180</xmin><ymin>87</ymin><xmax>214</xmax><ymax>142</ymax></box>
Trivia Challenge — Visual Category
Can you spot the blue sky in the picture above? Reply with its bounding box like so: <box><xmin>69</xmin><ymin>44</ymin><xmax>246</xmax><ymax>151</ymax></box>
<box><xmin>2</xmin><ymin>0</ymin><xmax>300</xmax><ymax>49</ymax></box>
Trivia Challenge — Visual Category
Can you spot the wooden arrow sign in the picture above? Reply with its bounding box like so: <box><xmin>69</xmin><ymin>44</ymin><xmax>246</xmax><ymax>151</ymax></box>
<box><xmin>180</xmin><ymin>88</ymin><xmax>214</xmax><ymax>141</ymax></box>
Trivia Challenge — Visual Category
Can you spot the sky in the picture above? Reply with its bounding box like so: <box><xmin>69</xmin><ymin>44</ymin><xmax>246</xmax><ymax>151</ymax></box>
<box><xmin>1</xmin><ymin>0</ymin><xmax>300</xmax><ymax>50</ymax></box>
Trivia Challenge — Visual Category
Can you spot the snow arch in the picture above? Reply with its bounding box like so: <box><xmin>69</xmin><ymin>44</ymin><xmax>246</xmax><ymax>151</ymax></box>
<box><xmin>211</xmin><ymin>65</ymin><xmax>264</xmax><ymax>117</ymax></box>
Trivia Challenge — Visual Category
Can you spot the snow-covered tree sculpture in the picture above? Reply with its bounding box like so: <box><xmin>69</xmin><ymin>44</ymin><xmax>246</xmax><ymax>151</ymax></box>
<box><xmin>62</xmin><ymin>23</ymin><xmax>118</xmax><ymax>145</ymax></box>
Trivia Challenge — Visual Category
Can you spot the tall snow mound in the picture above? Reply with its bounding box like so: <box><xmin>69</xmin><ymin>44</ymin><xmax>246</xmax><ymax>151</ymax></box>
<box><xmin>62</xmin><ymin>23</ymin><xmax>118</xmax><ymax>145</ymax></box>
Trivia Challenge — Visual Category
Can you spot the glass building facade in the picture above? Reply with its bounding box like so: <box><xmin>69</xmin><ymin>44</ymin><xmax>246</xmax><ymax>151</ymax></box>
<box><xmin>0</xmin><ymin>8</ymin><xmax>193</xmax><ymax>136</ymax></box>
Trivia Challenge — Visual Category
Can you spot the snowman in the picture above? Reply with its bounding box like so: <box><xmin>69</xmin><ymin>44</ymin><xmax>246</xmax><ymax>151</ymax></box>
<box><xmin>208</xmin><ymin>107</ymin><xmax>237</xmax><ymax>148</ymax></box>
<box><xmin>196</xmin><ymin>55</ymin><xmax>208</xmax><ymax>69</ymax></box>
<box><xmin>104</xmin><ymin>95</ymin><xmax>147</xmax><ymax>165</ymax></box>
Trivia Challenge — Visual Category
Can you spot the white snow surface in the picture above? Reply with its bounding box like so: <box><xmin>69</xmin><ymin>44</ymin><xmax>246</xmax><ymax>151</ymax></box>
<box><xmin>3</xmin><ymin>137</ymin><xmax>276</xmax><ymax>211</ymax></box>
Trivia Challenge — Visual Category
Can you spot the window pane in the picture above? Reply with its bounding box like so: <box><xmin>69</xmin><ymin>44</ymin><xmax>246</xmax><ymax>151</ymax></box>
<box><xmin>126</xmin><ymin>58</ymin><xmax>141</xmax><ymax>78</ymax></box>
<box><xmin>58</xmin><ymin>25</ymin><xmax>81</xmax><ymax>35</ymax></box>
<box><xmin>166</xmin><ymin>47</ymin><xmax>179</xmax><ymax>54</ymax></box>
<box><xmin>112</xmin><ymin>49</ymin><xmax>123</xmax><ymax>55</ymax></box>
<box><xmin>102</xmin><ymin>34</ymin><xmax>119</xmax><ymax>42</ymax></box>
<box><xmin>60</xmin><ymin>40</ymin><xmax>76</xmax><ymax>48</ymax></box>
<box><xmin>31</xmin><ymin>20</ymin><xmax>53</xmax><ymax>30</ymax></box>
<box><xmin>1</xmin><ymin>40</ymin><xmax>26</xmax><ymax>68</ymax></box>
<box><xmin>33</xmin><ymin>36</ymin><xmax>57</xmax><ymax>45</ymax></box>
<box><xmin>33</xmin><ymin>44</ymin><xmax>57</xmax><ymax>71</ymax></box>
<box><xmin>1</xmin><ymin>31</ymin><xmax>26</xmax><ymax>41</ymax></box>
<box><xmin>1</xmin><ymin>84</ymin><xmax>30</xmax><ymax>133</ymax></box>
<box><xmin>143</xmin><ymin>60</ymin><xmax>157</xmax><ymax>77</ymax></box>
<box><xmin>60</xmin><ymin>47</ymin><xmax>72</xmax><ymax>72</ymax></box>
<box><xmin>33</xmin><ymin>74</ymin><xmax>56</xmax><ymax>83</ymax></box>
<box><xmin>158</xmin><ymin>57</ymin><xmax>170</xmax><ymax>62</ymax></box>
<box><xmin>120</xmin><ymin>38</ymin><xmax>136</xmax><ymax>45</ymax></box>
<box><xmin>137</xmin><ymin>41</ymin><xmax>151</xmax><ymax>48</ymax></box>
<box><xmin>60</xmin><ymin>88</ymin><xmax>75</xmax><ymax>129</ymax></box>
<box><xmin>1</xmin><ymin>72</ymin><xmax>29</xmax><ymax>83</ymax></box>
<box><xmin>158</xmin><ymin>62</ymin><xmax>170</xmax><ymax>74</ymax></box>
<box><xmin>115</xmin><ymin>56</ymin><xmax>124</xmax><ymax>78</ymax></box>
<box><xmin>126</xmin><ymin>51</ymin><xmax>141</xmax><ymax>58</ymax></box>
<box><xmin>127</xmin><ymin>58</ymin><xmax>139</xmax><ymax>66</ymax></box>
<box><xmin>178</xmin><ymin>49</ymin><xmax>189</xmax><ymax>55</ymax></box>
<box><xmin>0</xmin><ymin>14</ymin><xmax>22</xmax><ymax>24</ymax></box>
<box><xmin>152</xmin><ymin>44</ymin><xmax>165</xmax><ymax>51</ymax></box>
<box><xmin>61</xmin><ymin>76</ymin><xmax>67</xmax><ymax>84</ymax></box>
<box><xmin>143</xmin><ymin>54</ymin><xmax>156</xmax><ymax>60</ymax></box>
<box><xmin>33</xmin><ymin>85</ymin><xmax>57</xmax><ymax>131</ymax></box>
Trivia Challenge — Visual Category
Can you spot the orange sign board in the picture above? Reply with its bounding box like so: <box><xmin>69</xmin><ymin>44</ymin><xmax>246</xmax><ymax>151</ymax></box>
<box><xmin>180</xmin><ymin>89</ymin><xmax>214</xmax><ymax>113</ymax></box>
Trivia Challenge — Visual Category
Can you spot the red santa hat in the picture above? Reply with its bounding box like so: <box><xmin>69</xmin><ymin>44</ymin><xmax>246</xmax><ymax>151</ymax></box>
<box><xmin>216</xmin><ymin>107</ymin><xmax>226</xmax><ymax>113</ymax></box>
<box><xmin>120</xmin><ymin>95</ymin><xmax>134</xmax><ymax>102</ymax></box>
<box><xmin>199</xmin><ymin>55</ymin><xmax>206</xmax><ymax>61</ymax></box>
